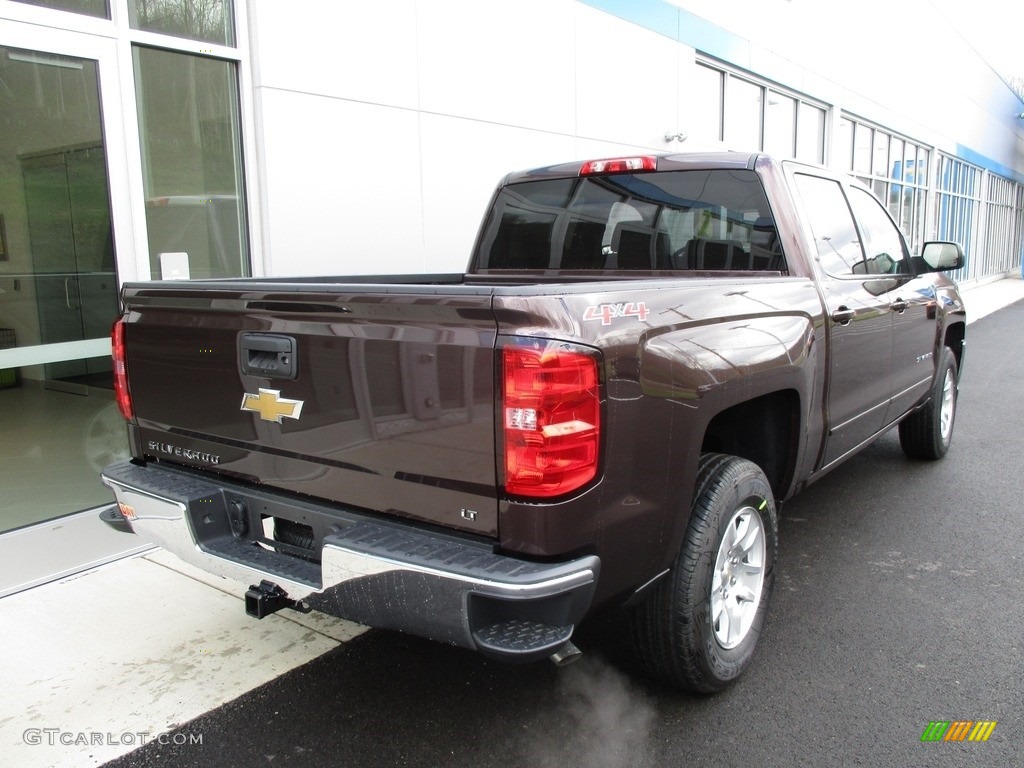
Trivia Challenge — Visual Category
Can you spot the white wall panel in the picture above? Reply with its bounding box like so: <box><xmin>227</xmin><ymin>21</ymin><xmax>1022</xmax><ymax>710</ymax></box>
<box><xmin>418</xmin><ymin>114</ymin><xmax>578</xmax><ymax>272</ymax></box>
<box><xmin>416</xmin><ymin>0</ymin><xmax>577</xmax><ymax>134</ymax></box>
<box><xmin>258</xmin><ymin>90</ymin><xmax>424</xmax><ymax>276</ymax></box>
<box><xmin>251</xmin><ymin>0</ymin><xmax>420</xmax><ymax>109</ymax></box>
<box><xmin>575</xmin><ymin>4</ymin><xmax>680</xmax><ymax>147</ymax></box>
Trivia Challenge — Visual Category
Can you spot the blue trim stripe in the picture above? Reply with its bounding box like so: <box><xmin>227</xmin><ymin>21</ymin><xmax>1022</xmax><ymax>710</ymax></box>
<box><xmin>579</xmin><ymin>0</ymin><xmax>751</xmax><ymax>65</ymax></box>
<box><xmin>956</xmin><ymin>144</ymin><xmax>1024</xmax><ymax>185</ymax></box>
<box><xmin>580</xmin><ymin>0</ymin><xmax>1024</xmax><ymax>184</ymax></box>
<box><xmin>580</xmin><ymin>0</ymin><xmax>678</xmax><ymax>40</ymax></box>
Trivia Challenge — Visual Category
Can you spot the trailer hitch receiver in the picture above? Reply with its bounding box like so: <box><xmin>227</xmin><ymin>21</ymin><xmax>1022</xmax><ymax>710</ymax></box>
<box><xmin>244</xmin><ymin>580</ymin><xmax>311</xmax><ymax>619</ymax></box>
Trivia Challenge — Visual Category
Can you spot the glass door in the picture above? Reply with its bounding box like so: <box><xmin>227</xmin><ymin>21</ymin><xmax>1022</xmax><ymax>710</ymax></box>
<box><xmin>22</xmin><ymin>144</ymin><xmax>118</xmax><ymax>386</ymax></box>
<box><xmin>0</xmin><ymin>42</ymin><xmax>128</xmax><ymax>533</ymax></box>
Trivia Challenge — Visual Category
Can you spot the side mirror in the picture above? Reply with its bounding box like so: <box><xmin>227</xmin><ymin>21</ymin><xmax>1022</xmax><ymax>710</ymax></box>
<box><xmin>920</xmin><ymin>241</ymin><xmax>964</xmax><ymax>272</ymax></box>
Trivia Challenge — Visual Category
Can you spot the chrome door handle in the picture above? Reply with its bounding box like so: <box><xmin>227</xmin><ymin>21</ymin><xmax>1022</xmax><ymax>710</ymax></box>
<box><xmin>831</xmin><ymin>306</ymin><xmax>855</xmax><ymax>325</ymax></box>
<box><xmin>891</xmin><ymin>298</ymin><xmax>909</xmax><ymax>313</ymax></box>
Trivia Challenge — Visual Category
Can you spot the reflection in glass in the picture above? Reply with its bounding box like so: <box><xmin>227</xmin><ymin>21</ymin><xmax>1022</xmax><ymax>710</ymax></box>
<box><xmin>10</xmin><ymin>0</ymin><xmax>108</xmax><ymax>18</ymax></box>
<box><xmin>133</xmin><ymin>46</ymin><xmax>249</xmax><ymax>279</ymax></box>
<box><xmin>724</xmin><ymin>77</ymin><xmax>762</xmax><ymax>151</ymax></box>
<box><xmin>836</xmin><ymin>118</ymin><xmax>854</xmax><ymax>169</ymax></box>
<box><xmin>128</xmin><ymin>0</ymin><xmax>234</xmax><ymax>46</ymax></box>
<box><xmin>794</xmin><ymin>174</ymin><xmax>865</xmax><ymax>278</ymax></box>
<box><xmin>764</xmin><ymin>92</ymin><xmax>795</xmax><ymax>158</ymax></box>
<box><xmin>0</xmin><ymin>358</ymin><xmax>128</xmax><ymax>532</ymax></box>
<box><xmin>0</xmin><ymin>46</ymin><xmax>127</xmax><ymax>531</ymax></box>
<box><xmin>853</xmin><ymin>123</ymin><xmax>872</xmax><ymax>174</ymax></box>
<box><xmin>692</xmin><ymin>65</ymin><xmax>723</xmax><ymax>143</ymax></box>
<box><xmin>912</xmin><ymin>146</ymin><xmax>928</xmax><ymax>186</ymax></box>
<box><xmin>874</xmin><ymin>134</ymin><xmax>891</xmax><ymax>177</ymax></box>
<box><xmin>0</xmin><ymin>47</ymin><xmax>118</xmax><ymax>376</ymax></box>
<box><xmin>796</xmin><ymin>103</ymin><xmax>825</xmax><ymax>164</ymax></box>
<box><xmin>849</xmin><ymin>187</ymin><xmax>908</xmax><ymax>274</ymax></box>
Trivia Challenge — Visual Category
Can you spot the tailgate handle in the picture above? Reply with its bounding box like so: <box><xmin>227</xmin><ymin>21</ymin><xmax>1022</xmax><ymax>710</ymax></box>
<box><xmin>240</xmin><ymin>333</ymin><xmax>297</xmax><ymax>379</ymax></box>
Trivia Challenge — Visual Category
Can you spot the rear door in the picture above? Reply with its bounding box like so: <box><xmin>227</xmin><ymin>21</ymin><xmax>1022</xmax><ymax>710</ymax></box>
<box><xmin>122</xmin><ymin>283</ymin><xmax>500</xmax><ymax>536</ymax></box>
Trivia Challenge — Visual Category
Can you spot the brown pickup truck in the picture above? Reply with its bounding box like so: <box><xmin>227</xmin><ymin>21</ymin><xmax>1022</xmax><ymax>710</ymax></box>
<box><xmin>100</xmin><ymin>152</ymin><xmax>965</xmax><ymax>692</ymax></box>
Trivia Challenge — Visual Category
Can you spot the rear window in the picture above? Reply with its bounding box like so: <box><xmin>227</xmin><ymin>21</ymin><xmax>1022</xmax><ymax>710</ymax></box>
<box><xmin>473</xmin><ymin>170</ymin><xmax>786</xmax><ymax>273</ymax></box>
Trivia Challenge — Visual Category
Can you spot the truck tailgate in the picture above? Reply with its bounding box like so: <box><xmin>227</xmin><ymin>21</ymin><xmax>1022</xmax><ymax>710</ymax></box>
<box><xmin>121</xmin><ymin>283</ymin><xmax>499</xmax><ymax>536</ymax></box>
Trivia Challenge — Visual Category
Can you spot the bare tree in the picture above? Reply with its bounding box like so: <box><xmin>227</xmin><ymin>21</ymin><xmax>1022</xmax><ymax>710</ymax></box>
<box><xmin>135</xmin><ymin>0</ymin><xmax>228</xmax><ymax>43</ymax></box>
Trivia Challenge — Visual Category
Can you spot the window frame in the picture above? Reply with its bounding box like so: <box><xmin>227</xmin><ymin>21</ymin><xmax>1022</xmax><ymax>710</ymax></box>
<box><xmin>934</xmin><ymin>153</ymin><xmax>982</xmax><ymax>283</ymax></box>
<box><xmin>117</xmin><ymin>0</ymin><xmax>261</xmax><ymax>280</ymax></box>
<box><xmin>790</xmin><ymin>171</ymin><xmax>868</xmax><ymax>280</ymax></box>
<box><xmin>835</xmin><ymin>114</ymin><xmax>931</xmax><ymax>254</ymax></box>
<box><xmin>694</xmin><ymin>59</ymin><xmax>828</xmax><ymax>164</ymax></box>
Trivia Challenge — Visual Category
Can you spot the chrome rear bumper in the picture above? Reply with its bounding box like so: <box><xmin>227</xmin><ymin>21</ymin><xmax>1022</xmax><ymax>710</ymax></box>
<box><xmin>101</xmin><ymin>460</ymin><xmax>599</xmax><ymax>662</ymax></box>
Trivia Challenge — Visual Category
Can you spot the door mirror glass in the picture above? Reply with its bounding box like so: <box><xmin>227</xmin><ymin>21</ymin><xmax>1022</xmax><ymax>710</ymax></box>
<box><xmin>921</xmin><ymin>241</ymin><xmax>964</xmax><ymax>272</ymax></box>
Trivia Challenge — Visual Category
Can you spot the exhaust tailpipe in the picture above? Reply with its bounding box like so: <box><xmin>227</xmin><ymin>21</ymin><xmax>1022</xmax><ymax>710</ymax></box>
<box><xmin>549</xmin><ymin>640</ymin><xmax>583</xmax><ymax>667</ymax></box>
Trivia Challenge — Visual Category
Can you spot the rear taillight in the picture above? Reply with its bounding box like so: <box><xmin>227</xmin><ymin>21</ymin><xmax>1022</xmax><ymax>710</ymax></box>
<box><xmin>112</xmin><ymin>318</ymin><xmax>134</xmax><ymax>421</ymax></box>
<box><xmin>502</xmin><ymin>341</ymin><xmax>601</xmax><ymax>499</ymax></box>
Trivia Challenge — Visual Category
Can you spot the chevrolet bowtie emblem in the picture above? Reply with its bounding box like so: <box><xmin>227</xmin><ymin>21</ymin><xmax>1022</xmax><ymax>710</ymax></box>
<box><xmin>240</xmin><ymin>389</ymin><xmax>304</xmax><ymax>423</ymax></box>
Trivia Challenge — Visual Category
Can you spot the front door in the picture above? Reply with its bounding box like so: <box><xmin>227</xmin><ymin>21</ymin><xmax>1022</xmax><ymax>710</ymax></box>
<box><xmin>845</xmin><ymin>186</ymin><xmax>939</xmax><ymax>420</ymax></box>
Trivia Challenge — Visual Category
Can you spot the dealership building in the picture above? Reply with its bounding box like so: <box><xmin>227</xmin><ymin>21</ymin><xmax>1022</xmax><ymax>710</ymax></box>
<box><xmin>1</xmin><ymin>0</ymin><xmax>1022</xmax><ymax>593</ymax></box>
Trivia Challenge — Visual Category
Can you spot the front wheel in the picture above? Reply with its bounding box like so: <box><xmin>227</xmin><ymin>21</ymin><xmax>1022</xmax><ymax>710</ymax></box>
<box><xmin>630</xmin><ymin>454</ymin><xmax>778</xmax><ymax>692</ymax></box>
<box><xmin>898</xmin><ymin>346</ymin><xmax>958</xmax><ymax>460</ymax></box>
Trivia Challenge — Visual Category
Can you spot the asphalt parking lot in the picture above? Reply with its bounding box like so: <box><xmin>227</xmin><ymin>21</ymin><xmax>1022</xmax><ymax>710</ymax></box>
<box><xmin>94</xmin><ymin>296</ymin><xmax>1024</xmax><ymax>768</ymax></box>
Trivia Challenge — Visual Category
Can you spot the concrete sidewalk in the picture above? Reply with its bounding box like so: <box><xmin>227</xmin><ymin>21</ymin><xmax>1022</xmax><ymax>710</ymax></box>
<box><xmin>1</xmin><ymin>274</ymin><xmax>1022</xmax><ymax>768</ymax></box>
<box><xmin>1</xmin><ymin>549</ymin><xmax>366</xmax><ymax>768</ymax></box>
<box><xmin>961</xmin><ymin>272</ymin><xmax>1024</xmax><ymax>323</ymax></box>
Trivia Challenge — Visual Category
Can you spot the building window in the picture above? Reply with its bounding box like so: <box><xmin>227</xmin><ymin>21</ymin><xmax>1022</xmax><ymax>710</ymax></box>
<box><xmin>796</xmin><ymin>102</ymin><xmax>825</xmax><ymax>164</ymax></box>
<box><xmin>128</xmin><ymin>0</ymin><xmax>234</xmax><ymax>46</ymax></box>
<box><xmin>763</xmin><ymin>92</ymin><xmax>795</xmax><ymax>158</ymax></box>
<box><xmin>691</xmin><ymin>64</ymin><xmax>723</xmax><ymax>143</ymax></box>
<box><xmin>985</xmin><ymin>175</ymin><xmax>1024</xmax><ymax>277</ymax></box>
<box><xmin>935</xmin><ymin>154</ymin><xmax>981</xmax><ymax>281</ymax></box>
<box><xmin>694</xmin><ymin>61</ymin><xmax>827</xmax><ymax>163</ymax></box>
<box><xmin>724</xmin><ymin>76</ymin><xmax>762</xmax><ymax>151</ymax></box>
<box><xmin>9</xmin><ymin>0</ymin><xmax>108</xmax><ymax>18</ymax></box>
<box><xmin>837</xmin><ymin>116</ymin><xmax>930</xmax><ymax>252</ymax></box>
<box><xmin>133</xmin><ymin>46</ymin><xmax>249</xmax><ymax>279</ymax></box>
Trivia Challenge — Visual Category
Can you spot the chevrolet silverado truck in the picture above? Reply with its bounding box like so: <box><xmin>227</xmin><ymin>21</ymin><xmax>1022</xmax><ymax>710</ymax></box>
<box><xmin>100</xmin><ymin>152</ymin><xmax>965</xmax><ymax>692</ymax></box>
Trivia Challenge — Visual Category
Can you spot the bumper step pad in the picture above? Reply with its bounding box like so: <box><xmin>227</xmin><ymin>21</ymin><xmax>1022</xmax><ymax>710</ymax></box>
<box><xmin>473</xmin><ymin>619</ymin><xmax>573</xmax><ymax>656</ymax></box>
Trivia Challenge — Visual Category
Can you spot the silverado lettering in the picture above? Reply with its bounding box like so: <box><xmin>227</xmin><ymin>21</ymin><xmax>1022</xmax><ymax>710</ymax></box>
<box><xmin>146</xmin><ymin>442</ymin><xmax>221</xmax><ymax>465</ymax></box>
<box><xmin>102</xmin><ymin>153</ymin><xmax>965</xmax><ymax>692</ymax></box>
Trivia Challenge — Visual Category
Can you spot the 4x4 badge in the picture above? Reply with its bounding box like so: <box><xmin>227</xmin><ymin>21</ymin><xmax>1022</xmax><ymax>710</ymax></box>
<box><xmin>241</xmin><ymin>389</ymin><xmax>304</xmax><ymax>423</ymax></box>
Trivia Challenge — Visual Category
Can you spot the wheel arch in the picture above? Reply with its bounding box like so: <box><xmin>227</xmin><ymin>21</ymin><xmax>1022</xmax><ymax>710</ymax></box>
<box><xmin>943</xmin><ymin>320</ymin><xmax>966</xmax><ymax>377</ymax></box>
<box><xmin>699</xmin><ymin>389</ymin><xmax>801</xmax><ymax>499</ymax></box>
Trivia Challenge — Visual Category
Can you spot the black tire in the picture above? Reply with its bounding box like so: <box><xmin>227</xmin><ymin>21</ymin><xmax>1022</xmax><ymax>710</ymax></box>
<box><xmin>273</xmin><ymin>518</ymin><xmax>317</xmax><ymax>561</ymax></box>
<box><xmin>898</xmin><ymin>346</ymin><xmax>958</xmax><ymax>461</ymax></box>
<box><xmin>630</xmin><ymin>453</ymin><xmax>778</xmax><ymax>693</ymax></box>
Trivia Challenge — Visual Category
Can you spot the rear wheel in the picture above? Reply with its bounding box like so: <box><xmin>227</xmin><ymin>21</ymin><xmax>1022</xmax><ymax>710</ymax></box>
<box><xmin>899</xmin><ymin>346</ymin><xmax>958</xmax><ymax>460</ymax></box>
<box><xmin>630</xmin><ymin>454</ymin><xmax>778</xmax><ymax>692</ymax></box>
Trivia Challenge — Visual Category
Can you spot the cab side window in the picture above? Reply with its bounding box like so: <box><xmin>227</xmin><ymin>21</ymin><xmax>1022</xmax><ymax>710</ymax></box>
<box><xmin>847</xmin><ymin>188</ymin><xmax>910</xmax><ymax>275</ymax></box>
<box><xmin>792</xmin><ymin>173</ymin><xmax>865</xmax><ymax>278</ymax></box>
